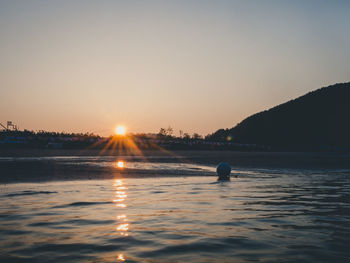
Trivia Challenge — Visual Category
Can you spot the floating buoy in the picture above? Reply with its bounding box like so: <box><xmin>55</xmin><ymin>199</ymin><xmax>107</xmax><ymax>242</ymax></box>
<box><xmin>216</xmin><ymin>162</ymin><xmax>231</xmax><ymax>180</ymax></box>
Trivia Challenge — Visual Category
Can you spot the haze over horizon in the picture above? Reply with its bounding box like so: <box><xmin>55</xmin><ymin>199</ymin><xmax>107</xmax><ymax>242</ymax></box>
<box><xmin>1</xmin><ymin>0</ymin><xmax>350</xmax><ymax>136</ymax></box>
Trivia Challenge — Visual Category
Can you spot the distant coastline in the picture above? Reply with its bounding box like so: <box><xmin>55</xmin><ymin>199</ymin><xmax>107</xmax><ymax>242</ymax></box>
<box><xmin>2</xmin><ymin>83</ymin><xmax>350</xmax><ymax>152</ymax></box>
<box><xmin>1</xmin><ymin>149</ymin><xmax>349</xmax><ymax>184</ymax></box>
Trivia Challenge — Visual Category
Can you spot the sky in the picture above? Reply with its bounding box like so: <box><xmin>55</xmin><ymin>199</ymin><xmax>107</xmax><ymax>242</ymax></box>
<box><xmin>1</xmin><ymin>0</ymin><xmax>350</xmax><ymax>136</ymax></box>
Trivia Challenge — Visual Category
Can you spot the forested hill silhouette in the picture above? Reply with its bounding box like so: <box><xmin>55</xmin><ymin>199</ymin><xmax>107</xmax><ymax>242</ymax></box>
<box><xmin>208</xmin><ymin>82</ymin><xmax>350</xmax><ymax>151</ymax></box>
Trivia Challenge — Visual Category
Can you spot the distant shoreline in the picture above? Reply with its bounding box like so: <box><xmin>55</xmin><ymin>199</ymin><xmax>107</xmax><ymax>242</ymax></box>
<box><xmin>1</xmin><ymin>148</ymin><xmax>349</xmax><ymax>167</ymax></box>
<box><xmin>0</xmin><ymin>149</ymin><xmax>349</xmax><ymax>184</ymax></box>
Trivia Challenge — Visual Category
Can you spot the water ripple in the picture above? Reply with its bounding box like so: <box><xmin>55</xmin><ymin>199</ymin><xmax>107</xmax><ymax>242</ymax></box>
<box><xmin>3</xmin><ymin>190</ymin><xmax>58</xmax><ymax>197</ymax></box>
<box><xmin>0</xmin><ymin>167</ymin><xmax>350</xmax><ymax>262</ymax></box>
<box><xmin>51</xmin><ymin>201</ymin><xmax>113</xmax><ymax>209</ymax></box>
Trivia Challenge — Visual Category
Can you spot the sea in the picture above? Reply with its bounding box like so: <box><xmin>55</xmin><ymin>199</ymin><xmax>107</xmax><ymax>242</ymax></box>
<box><xmin>0</xmin><ymin>157</ymin><xmax>349</xmax><ymax>262</ymax></box>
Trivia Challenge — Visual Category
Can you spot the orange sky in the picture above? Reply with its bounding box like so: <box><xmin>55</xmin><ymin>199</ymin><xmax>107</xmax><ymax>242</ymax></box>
<box><xmin>1</xmin><ymin>1</ymin><xmax>350</xmax><ymax>136</ymax></box>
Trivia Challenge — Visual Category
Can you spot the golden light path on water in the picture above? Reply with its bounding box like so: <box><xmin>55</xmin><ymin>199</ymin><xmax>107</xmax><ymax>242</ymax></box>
<box><xmin>113</xmin><ymin>179</ymin><xmax>128</xmax><ymax>261</ymax></box>
<box><xmin>93</xmin><ymin>125</ymin><xmax>199</xmax><ymax>262</ymax></box>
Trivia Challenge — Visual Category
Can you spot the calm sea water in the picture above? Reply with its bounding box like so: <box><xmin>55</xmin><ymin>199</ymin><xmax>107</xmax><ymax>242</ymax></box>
<box><xmin>0</xmin><ymin>162</ymin><xmax>349</xmax><ymax>262</ymax></box>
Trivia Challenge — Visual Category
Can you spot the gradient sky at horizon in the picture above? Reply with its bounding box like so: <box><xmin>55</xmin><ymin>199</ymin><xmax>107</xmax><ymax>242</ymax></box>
<box><xmin>1</xmin><ymin>0</ymin><xmax>350</xmax><ymax>136</ymax></box>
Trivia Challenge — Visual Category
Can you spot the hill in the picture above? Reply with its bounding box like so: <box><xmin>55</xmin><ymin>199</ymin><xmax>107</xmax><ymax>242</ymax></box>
<box><xmin>208</xmin><ymin>82</ymin><xmax>350</xmax><ymax>151</ymax></box>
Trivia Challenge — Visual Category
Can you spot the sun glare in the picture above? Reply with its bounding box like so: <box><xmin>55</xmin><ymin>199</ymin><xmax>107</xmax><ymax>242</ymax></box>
<box><xmin>115</xmin><ymin>125</ymin><xmax>126</xmax><ymax>136</ymax></box>
<box><xmin>117</xmin><ymin>161</ymin><xmax>124</xmax><ymax>168</ymax></box>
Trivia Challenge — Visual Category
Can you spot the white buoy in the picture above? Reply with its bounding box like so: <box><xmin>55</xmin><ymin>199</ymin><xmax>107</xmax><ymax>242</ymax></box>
<box><xmin>216</xmin><ymin>162</ymin><xmax>231</xmax><ymax>180</ymax></box>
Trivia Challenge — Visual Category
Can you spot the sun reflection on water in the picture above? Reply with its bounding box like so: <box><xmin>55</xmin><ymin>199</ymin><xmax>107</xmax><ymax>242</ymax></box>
<box><xmin>117</xmin><ymin>254</ymin><xmax>125</xmax><ymax>261</ymax></box>
<box><xmin>117</xmin><ymin>223</ymin><xmax>129</xmax><ymax>231</ymax></box>
<box><xmin>117</xmin><ymin>161</ymin><xmax>125</xmax><ymax>168</ymax></box>
<box><xmin>114</xmin><ymin>180</ymin><xmax>123</xmax><ymax>186</ymax></box>
<box><xmin>113</xmin><ymin>179</ymin><xmax>129</xmax><ymax>260</ymax></box>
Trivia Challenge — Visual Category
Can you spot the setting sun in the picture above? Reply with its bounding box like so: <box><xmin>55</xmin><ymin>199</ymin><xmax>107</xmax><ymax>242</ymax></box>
<box><xmin>115</xmin><ymin>126</ymin><xmax>126</xmax><ymax>136</ymax></box>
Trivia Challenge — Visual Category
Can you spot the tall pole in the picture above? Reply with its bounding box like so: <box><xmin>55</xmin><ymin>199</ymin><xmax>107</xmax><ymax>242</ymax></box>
<box><xmin>0</xmin><ymin>122</ymin><xmax>7</xmax><ymax>130</ymax></box>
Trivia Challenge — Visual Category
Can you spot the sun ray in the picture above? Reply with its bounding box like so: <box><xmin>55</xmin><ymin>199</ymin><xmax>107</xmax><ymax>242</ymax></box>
<box><xmin>79</xmin><ymin>124</ymin><xmax>195</xmax><ymax>168</ymax></box>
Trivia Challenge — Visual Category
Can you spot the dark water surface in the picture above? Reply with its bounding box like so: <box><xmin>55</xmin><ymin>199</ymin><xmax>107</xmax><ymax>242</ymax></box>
<box><xmin>0</xmin><ymin>165</ymin><xmax>349</xmax><ymax>262</ymax></box>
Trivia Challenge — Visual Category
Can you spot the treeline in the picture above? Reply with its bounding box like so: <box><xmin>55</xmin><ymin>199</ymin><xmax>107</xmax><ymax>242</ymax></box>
<box><xmin>0</xmin><ymin>130</ymin><xmax>101</xmax><ymax>149</ymax></box>
<box><xmin>0</xmin><ymin>129</ymin><xmax>266</xmax><ymax>151</ymax></box>
<box><xmin>156</xmin><ymin>126</ymin><xmax>203</xmax><ymax>140</ymax></box>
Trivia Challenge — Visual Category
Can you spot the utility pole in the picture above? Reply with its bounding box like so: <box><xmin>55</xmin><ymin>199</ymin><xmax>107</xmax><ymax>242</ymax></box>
<box><xmin>0</xmin><ymin>122</ymin><xmax>7</xmax><ymax>131</ymax></box>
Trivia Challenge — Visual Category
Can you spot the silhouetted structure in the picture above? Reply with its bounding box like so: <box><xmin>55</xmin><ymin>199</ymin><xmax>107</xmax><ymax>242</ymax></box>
<box><xmin>0</xmin><ymin>121</ymin><xmax>18</xmax><ymax>131</ymax></box>
<box><xmin>207</xmin><ymin>82</ymin><xmax>350</xmax><ymax>151</ymax></box>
